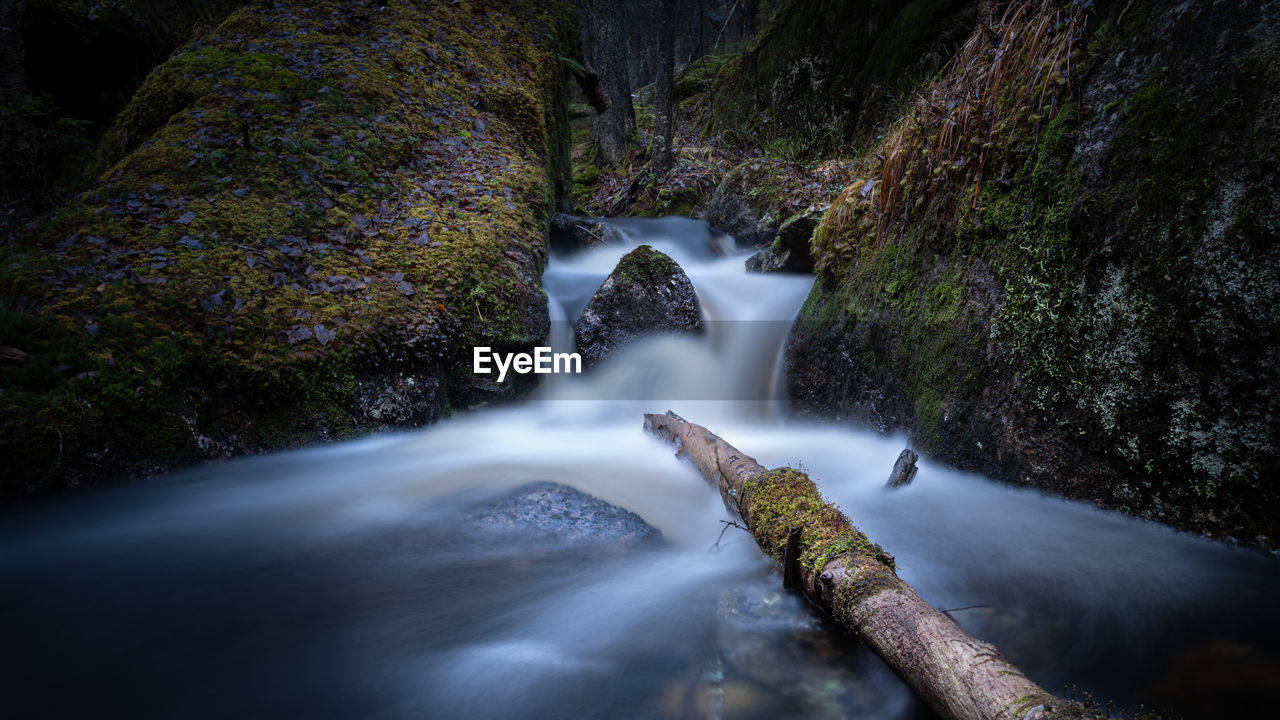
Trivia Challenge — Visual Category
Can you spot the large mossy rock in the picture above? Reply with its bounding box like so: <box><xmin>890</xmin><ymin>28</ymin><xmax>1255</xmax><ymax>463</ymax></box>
<box><xmin>787</xmin><ymin>0</ymin><xmax>1280</xmax><ymax>545</ymax></box>
<box><xmin>575</xmin><ymin>245</ymin><xmax>702</xmax><ymax>364</ymax></box>
<box><xmin>0</xmin><ymin>0</ymin><xmax>575</xmax><ymax>498</ymax></box>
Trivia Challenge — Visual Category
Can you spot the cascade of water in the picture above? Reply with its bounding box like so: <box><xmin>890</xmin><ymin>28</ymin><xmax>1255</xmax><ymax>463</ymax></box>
<box><xmin>2</xmin><ymin>218</ymin><xmax>1277</xmax><ymax>720</ymax></box>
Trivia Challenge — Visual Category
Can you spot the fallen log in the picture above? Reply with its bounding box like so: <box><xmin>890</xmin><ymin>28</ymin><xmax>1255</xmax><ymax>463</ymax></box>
<box><xmin>644</xmin><ymin>411</ymin><xmax>1072</xmax><ymax>720</ymax></box>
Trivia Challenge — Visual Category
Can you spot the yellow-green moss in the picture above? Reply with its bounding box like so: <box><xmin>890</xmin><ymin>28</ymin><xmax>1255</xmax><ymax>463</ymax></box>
<box><xmin>0</xmin><ymin>0</ymin><xmax>577</xmax><ymax>497</ymax></box>
<box><xmin>743</xmin><ymin>467</ymin><xmax>894</xmax><ymax>573</ymax></box>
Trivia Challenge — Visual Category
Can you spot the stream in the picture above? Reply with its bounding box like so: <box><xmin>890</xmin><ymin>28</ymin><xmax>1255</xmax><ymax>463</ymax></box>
<box><xmin>3</xmin><ymin>218</ymin><xmax>1279</xmax><ymax>719</ymax></box>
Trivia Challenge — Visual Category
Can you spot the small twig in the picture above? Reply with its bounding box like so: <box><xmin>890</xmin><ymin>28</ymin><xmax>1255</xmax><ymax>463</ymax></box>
<box><xmin>971</xmin><ymin>148</ymin><xmax>986</xmax><ymax>210</ymax></box>
<box><xmin>940</xmin><ymin>603</ymin><xmax>990</xmax><ymax>621</ymax></box>
<box><xmin>709</xmin><ymin>519</ymin><xmax>747</xmax><ymax>551</ymax></box>
<box><xmin>53</xmin><ymin>427</ymin><xmax>63</xmax><ymax>472</ymax></box>
<box><xmin>713</xmin><ymin>0</ymin><xmax>742</xmax><ymax>53</ymax></box>
<box><xmin>1116</xmin><ymin>0</ymin><xmax>1136</xmax><ymax>32</ymax></box>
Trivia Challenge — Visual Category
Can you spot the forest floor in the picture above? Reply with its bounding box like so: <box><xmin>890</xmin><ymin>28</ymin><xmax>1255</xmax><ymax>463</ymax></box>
<box><xmin>568</xmin><ymin>66</ymin><xmax>863</xmax><ymax>236</ymax></box>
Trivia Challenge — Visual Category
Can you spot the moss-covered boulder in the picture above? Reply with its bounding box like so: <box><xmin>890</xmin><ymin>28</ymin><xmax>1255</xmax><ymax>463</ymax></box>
<box><xmin>703</xmin><ymin>159</ymin><xmax>792</xmax><ymax>247</ymax></box>
<box><xmin>0</xmin><ymin>0</ymin><xmax>576</xmax><ymax>498</ymax></box>
<box><xmin>787</xmin><ymin>0</ymin><xmax>1280</xmax><ymax>545</ymax></box>
<box><xmin>575</xmin><ymin>245</ymin><xmax>702</xmax><ymax>364</ymax></box>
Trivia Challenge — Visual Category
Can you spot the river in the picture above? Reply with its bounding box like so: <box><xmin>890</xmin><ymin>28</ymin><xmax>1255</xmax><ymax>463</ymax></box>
<box><xmin>3</xmin><ymin>218</ymin><xmax>1278</xmax><ymax>718</ymax></box>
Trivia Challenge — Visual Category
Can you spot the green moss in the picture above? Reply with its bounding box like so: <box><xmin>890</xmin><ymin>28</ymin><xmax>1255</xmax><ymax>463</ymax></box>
<box><xmin>673</xmin><ymin>53</ymin><xmax>729</xmax><ymax>103</ymax></box>
<box><xmin>795</xmin><ymin>0</ymin><xmax>1280</xmax><ymax>542</ymax></box>
<box><xmin>613</xmin><ymin>245</ymin><xmax>678</xmax><ymax>288</ymax></box>
<box><xmin>742</xmin><ymin>467</ymin><xmax>893</xmax><ymax>573</ymax></box>
<box><xmin>1</xmin><ymin>0</ymin><xmax>577</xmax><ymax>498</ymax></box>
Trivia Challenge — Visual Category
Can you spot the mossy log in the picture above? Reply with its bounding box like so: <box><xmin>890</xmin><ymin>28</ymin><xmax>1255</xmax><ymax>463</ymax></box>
<box><xmin>643</xmin><ymin>411</ymin><xmax>1060</xmax><ymax>720</ymax></box>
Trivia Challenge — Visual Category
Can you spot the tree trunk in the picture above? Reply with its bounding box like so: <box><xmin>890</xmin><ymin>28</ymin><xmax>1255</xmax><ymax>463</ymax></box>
<box><xmin>742</xmin><ymin>0</ymin><xmax>759</xmax><ymax>43</ymax></box>
<box><xmin>643</xmin><ymin>411</ymin><xmax>1069</xmax><ymax>720</ymax></box>
<box><xmin>0</xmin><ymin>0</ymin><xmax>26</xmax><ymax>108</ymax></box>
<box><xmin>580</xmin><ymin>0</ymin><xmax>635</xmax><ymax>168</ymax></box>
<box><xmin>652</xmin><ymin>0</ymin><xmax>675</xmax><ymax>172</ymax></box>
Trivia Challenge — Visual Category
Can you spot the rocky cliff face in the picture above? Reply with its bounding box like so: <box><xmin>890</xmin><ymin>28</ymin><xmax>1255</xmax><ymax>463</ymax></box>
<box><xmin>786</xmin><ymin>0</ymin><xmax>1280</xmax><ymax>545</ymax></box>
<box><xmin>0</xmin><ymin>0</ymin><xmax>576</xmax><ymax>497</ymax></box>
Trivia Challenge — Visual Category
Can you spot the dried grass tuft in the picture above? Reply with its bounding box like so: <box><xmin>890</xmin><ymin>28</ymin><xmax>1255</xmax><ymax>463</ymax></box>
<box><xmin>873</xmin><ymin>0</ymin><xmax>1082</xmax><ymax>237</ymax></box>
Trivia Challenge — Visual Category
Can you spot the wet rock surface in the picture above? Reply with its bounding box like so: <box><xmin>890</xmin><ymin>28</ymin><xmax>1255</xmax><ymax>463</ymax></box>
<box><xmin>885</xmin><ymin>448</ymin><xmax>919</xmax><ymax>489</ymax></box>
<box><xmin>467</xmin><ymin>481</ymin><xmax>662</xmax><ymax>547</ymax></box>
<box><xmin>575</xmin><ymin>245</ymin><xmax>702</xmax><ymax>364</ymax></box>
<box><xmin>745</xmin><ymin>209</ymin><xmax>819</xmax><ymax>274</ymax></box>
<box><xmin>354</xmin><ymin>372</ymin><xmax>444</xmax><ymax>428</ymax></box>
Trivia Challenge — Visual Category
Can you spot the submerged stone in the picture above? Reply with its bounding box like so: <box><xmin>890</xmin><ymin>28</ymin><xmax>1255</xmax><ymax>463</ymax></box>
<box><xmin>467</xmin><ymin>481</ymin><xmax>662</xmax><ymax>547</ymax></box>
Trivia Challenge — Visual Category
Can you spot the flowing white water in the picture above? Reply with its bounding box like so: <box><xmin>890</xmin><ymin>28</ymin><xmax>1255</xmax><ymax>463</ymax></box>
<box><xmin>3</xmin><ymin>218</ymin><xmax>1278</xmax><ymax>719</ymax></box>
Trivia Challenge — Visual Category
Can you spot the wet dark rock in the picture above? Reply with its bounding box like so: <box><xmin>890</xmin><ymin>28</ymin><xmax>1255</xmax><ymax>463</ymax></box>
<box><xmin>745</xmin><ymin>210</ymin><xmax>819</xmax><ymax>274</ymax></box>
<box><xmin>886</xmin><ymin>449</ymin><xmax>918</xmax><ymax>489</ymax></box>
<box><xmin>468</xmin><ymin>482</ymin><xmax>661</xmax><ymax>547</ymax></box>
<box><xmin>549</xmin><ymin>213</ymin><xmax>626</xmax><ymax>253</ymax></box>
<box><xmin>575</xmin><ymin>245</ymin><xmax>702</xmax><ymax>364</ymax></box>
<box><xmin>355</xmin><ymin>372</ymin><xmax>443</xmax><ymax>428</ymax></box>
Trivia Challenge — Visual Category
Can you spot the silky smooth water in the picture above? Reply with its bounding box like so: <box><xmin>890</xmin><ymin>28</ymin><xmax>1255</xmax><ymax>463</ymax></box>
<box><xmin>3</xmin><ymin>218</ymin><xmax>1278</xmax><ymax>719</ymax></box>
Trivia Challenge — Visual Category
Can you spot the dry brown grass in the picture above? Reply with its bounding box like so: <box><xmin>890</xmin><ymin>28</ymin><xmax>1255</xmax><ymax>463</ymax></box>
<box><xmin>874</xmin><ymin>0</ymin><xmax>1082</xmax><ymax>236</ymax></box>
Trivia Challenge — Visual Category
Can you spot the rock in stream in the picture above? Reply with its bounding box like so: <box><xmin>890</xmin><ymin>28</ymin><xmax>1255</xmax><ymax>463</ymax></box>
<box><xmin>575</xmin><ymin>245</ymin><xmax>703</xmax><ymax>364</ymax></box>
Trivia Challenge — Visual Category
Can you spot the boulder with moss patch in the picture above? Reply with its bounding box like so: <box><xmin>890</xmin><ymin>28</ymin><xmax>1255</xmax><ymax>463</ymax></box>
<box><xmin>703</xmin><ymin>159</ymin><xmax>791</xmax><ymax>248</ymax></box>
<box><xmin>746</xmin><ymin>208</ymin><xmax>820</xmax><ymax>273</ymax></box>
<box><xmin>575</xmin><ymin>245</ymin><xmax>702</xmax><ymax>364</ymax></box>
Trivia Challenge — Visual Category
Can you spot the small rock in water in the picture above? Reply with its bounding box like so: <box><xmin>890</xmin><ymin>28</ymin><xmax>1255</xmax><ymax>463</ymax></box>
<box><xmin>886</xmin><ymin>448</ymin><xmax>919</xmax><ymax>489</ymax></box>
<box><xmin>744</xmin><ymin>209</ymin><xmax>820</xmax><ymax>275</ymax></box>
